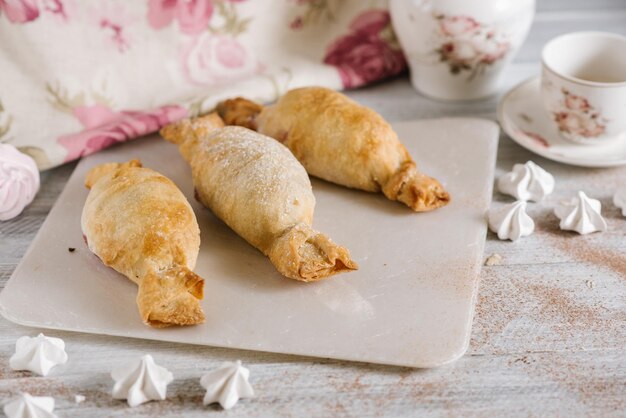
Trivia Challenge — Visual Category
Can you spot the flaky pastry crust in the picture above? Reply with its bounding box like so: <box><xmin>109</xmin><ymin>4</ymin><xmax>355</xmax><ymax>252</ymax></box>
<box><xmin>217</xmin><ymin>87</ymin><xmax>450</xmax><ymax>212</ymax></box>
<box><xmin>82</xmin><ymin>159</ymin><xmax>205</xmax><ymax>327</ymax></box>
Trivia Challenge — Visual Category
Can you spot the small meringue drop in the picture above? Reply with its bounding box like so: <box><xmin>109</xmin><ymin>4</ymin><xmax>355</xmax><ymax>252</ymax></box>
<box><xmin>200</xmin><ymin>360</ymin><xmax>254</xmax><ymax>410</ymax></box>
<box><xmin>613</xmin><ymin>188</ymin><xmax>626</xmax><ymax>217</ymax></box>
<box><xmin>555</xmin><ymin>191</ymin><xmax>607</xmax><ymax>234</ymax></box>
<box><xmin>9</xmin><ymin>333</ymin><xmax>68</xmax><ymax>376</ymax></box>
<box><xmin>3</xmin><ymin>393</ymin><xmax>57</xmax><ymax>418</ymax></box>
<box><xmin>497</xmin><ymin>161</ymin><xmax>554</xmax><ymax>202</ymax></box>
<box><xmin>111</xmin><ymin>354</ymin><xmax>173</xmax><ymax>407</ymax></box>
<box><xmin>488</xmin><ymin>201</ymin><xmax>535</xmax><ymax>241</ymax></box>
<box><xmin>0</xmin><ymin>144</ymin><xmax>40</xmax><ymax>221</ymax></box>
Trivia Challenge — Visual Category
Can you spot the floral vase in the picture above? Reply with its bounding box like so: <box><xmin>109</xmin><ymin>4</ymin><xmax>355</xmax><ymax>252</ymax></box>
<box><xmin>390</xmin><ymin>0</ymin><xmax>535</xmax><ymax>101</ymax></box>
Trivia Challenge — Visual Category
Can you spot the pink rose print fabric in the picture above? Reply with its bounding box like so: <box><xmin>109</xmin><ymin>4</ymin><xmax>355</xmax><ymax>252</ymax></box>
<box><xmin>147</xmin><ymin>0</ymin><xmax>213</xmax><ymax>35</ymax></box>
<box><xmin>0</xmin><ymin>1</ymin><xmax>407</xmax><ymax>169</ymax></box>
<box><xmin>324</xmin><ymin>10</ymin><xmax>406</xmax><ymax>88</ymax></box>
<box><xmin>0</xmin><ymin>0</ymin><xmax>65</xmax><ymax>23</ymax></box>
<box><xmin>181</xmin><ymin>33</ymin><xmax>261</xmax><ymax>85</ymax></box>
<box><xmin>57</xmin><ymin>105</ymin><xmax>187</xmax><ymax>161</ymax></box>
<box><xmin>97</xmin><ymin>4</ymin><xmax>134</xmax><ymax>53</ymax></box>
<box><xmin>0</xmin><ymin>0</ymin><xmax>39</xmax><ymax>23</ymax></box>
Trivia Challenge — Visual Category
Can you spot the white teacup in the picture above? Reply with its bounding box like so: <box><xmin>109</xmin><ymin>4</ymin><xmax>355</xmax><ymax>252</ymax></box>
<box><xmin>541</xmin><ymin>32</ymin><xmax>626</xmax><ymax>145</ymax></box>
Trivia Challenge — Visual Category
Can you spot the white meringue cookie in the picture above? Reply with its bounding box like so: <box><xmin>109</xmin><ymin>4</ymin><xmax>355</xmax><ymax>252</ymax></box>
<box><xmin>0</xmin><ymin>143</ymin><xmax>40</xmax><ymax>221</ymax></box>
<box><xmin>111</xmin><ymin>354</ymin><xmax>173</xmax><ymax>407</ymax></box>
<box><xmin>497</xmin><ymin>161</ymin><xmax>555</xmax><ymax>202</ymax></box>
<box><xmin>614</xmin><ymin>188</ymin><xmax>626</xmax><ymax>217</ymax></box>
<box><xmin>200</xmin><ymin>360</ymin><xmax>254</xmax><ymax>410</ymax></box>
<box><xmin>9</xmin><ymin>334</ymin><xmax>68</xmax><ymax>376</ymax></box>
<box><xmin>555</xmin><ymin>191</ymin><xmax>607</xmax><ymax>234</ymax></box>
<box><xmin>3</xmin><ymin>393</ymin><xmax>57</xmax><ymax>418</ymax></box>
<box><xmin>488</xmin><ymin>201</ymin><xmax>535</xmax><ymax>241</ymax></box>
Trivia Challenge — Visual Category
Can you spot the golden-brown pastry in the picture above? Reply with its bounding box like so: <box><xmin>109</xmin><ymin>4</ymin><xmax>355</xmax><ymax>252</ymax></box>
<box><xmin>160</xmin><ymin>114</ymin><xmax>357</xmax><ymax>282</ymax></box>
<box><xmin>216</xmin><ymin>86</ymin><xmax>450</xmax><ymax>212</ymax></box>
<box><xmin>82</xmin><ymin>159</ymin><xmax>205</xmax><ymax>327</ymax></box>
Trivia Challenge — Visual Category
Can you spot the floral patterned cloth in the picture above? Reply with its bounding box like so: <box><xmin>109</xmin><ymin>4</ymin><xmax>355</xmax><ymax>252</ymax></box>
<box><xmin>0</xmin><ymin>0</ymin><xmax>405</xmax><ymax>170</ymax></box>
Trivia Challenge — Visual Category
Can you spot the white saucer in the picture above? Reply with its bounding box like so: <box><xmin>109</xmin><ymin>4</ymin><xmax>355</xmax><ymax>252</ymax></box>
<box><xmin>498</xmin><ymin>76</ymin><xmax>626</xmax><ymax>168</ymax></box>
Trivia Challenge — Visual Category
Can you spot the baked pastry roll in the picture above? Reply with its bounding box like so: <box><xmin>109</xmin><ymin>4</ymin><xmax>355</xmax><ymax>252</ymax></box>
<box><xmin>216</xmin><ymin>87</ymin><xmax>450</xmax><ymax>212</ymax></box>
<box><xmin>82</xmin><ymin>159</ymin><xmax>205</xmax><ymax>327</ymax></box>
<box><xmin>160</xmin><ymin>114</ymin><xmax>357</xmax><ymax>282</ymax></box>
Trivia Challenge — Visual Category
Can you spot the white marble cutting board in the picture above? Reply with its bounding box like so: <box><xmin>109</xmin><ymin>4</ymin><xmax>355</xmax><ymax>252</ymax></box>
<box><xmin>0</xmin><ymin>118</ymin><xmax>498</xmax><ymax>368</ymax></box>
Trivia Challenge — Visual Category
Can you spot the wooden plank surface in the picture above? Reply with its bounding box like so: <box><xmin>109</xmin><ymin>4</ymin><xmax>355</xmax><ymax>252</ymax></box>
<box><xmin>1</xmin><ymin>3</ymin><xmax>625</xmax><ymax>417</ymax></box>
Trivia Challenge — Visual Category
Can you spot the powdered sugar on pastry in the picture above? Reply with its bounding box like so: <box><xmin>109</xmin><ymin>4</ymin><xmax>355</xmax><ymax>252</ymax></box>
<box><xmin>198</xmin><ymin>126</ymin><xmax>314</xmax><ymax>234</ymax></box>
<box><xmin>161</xmin><ymin>115</ymin><xmax>357</xmax><ymax>281</ymax></box>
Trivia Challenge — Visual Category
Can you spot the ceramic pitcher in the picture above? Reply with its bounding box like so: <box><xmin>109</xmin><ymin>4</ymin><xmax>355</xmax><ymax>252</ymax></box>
<box><xmin>390</xmin><ymin>0</ymin><xmax>535</xmax><ymax>101</ymax></box>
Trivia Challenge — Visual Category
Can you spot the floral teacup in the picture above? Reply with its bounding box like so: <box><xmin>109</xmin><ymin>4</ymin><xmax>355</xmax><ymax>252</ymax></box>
<box><xmin>541</xmin><ymin>32</ymin><xmax>626</xmax><ymax>145</ymax></box>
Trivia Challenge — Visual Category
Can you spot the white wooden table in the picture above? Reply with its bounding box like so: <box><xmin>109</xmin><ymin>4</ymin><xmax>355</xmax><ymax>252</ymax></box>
<box><xmin>1</xmin><ymin>2</ymin><xmax>625</xmax><ymax>416</ymax></box>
